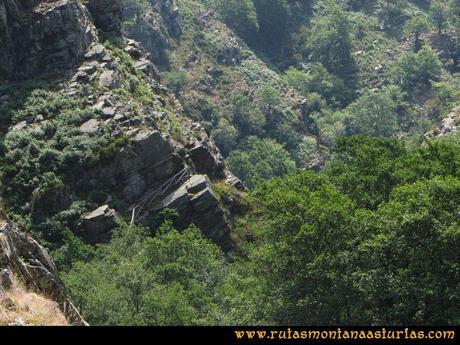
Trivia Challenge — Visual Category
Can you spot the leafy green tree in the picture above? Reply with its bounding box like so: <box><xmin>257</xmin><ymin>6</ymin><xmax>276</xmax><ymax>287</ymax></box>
<box><xmin>297</xmin><ymin>3</ymin><xmax>357</xmax><ymax>90</ymax></box>
<box><xmin>389</xmin><ymin>46</ymin><xmax>443</xmax><ymax>95</ymax></box>
<box><xmin>163</xmin><ymin>70</ymin><xmax>190</xmax><ymax>97</ymax></box>
<box><xmin>226</xmin><ymin>136</ymin><xmax>296</xmax><ymax>189</ymax></box>
<box><xmin>327</xmin><ymin>136</ymin><xmax>460</xmax><ymax>209</ymax></box>
<box><xmin>228</xmin><ymin>93</ymin><xmax>266</xmax><ymax>137</ymax></box>
<box><xmin>51</xmin><ymin>228</ymin><xmax>94</xmax><ymax>272</ymax></box>
<box><xmin>254</xmin><ymin>84</ymin><xmax>282</xmax><ymax>111</ymax></box>
<box><xmin>64</xmin><ymin>221</ymin><xmax>232</xmax><ymax>325</ymax></box>
<box><xmin>249</xmin><ymin>171</ymin><xmax>359</xmax><ymax>324</ymax></box>
<box><xmin>352</xmin><ymin>177</ymin><xmax>460</xmax><ymax>324</ymax></box>
<box><xmin>245</xmin><ymin>137</ymin><xmax>460</xmax><ymax>324</ymax></box>
<box><xmin>431</xmin><ymin>0</ymin><xmax>449</xmax><ymax>35</ymax></box>
<box><xmin>343</xmin><ymin>87</ymin><xmax>401</xmax><ymax>137</ymax></box>
<box><xmin>283</xmin><ymin>67</ymin><xmax>311</xmax><ymax>94</ymax></box>
<box><xmin>404</xmin><ymin>15</ymin><xmax>432</xmax><ymax>51</ymax></box>
<box><xmin>327</xmin><ymin>135</ymin><xmax>406</xmax><ymax>206</ymax></box>
<box><xmin>212</xmin><ymin>118</ymin><xmax>239</xmax><ymax>156</ymax></box>
<box><xmin>283</xmin><ymin>63</ymin><xmax>352</xmax><ymax>106</ymax></box>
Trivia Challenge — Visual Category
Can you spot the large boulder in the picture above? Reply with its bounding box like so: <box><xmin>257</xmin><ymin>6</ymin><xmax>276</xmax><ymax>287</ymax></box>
<box><xmin>94</xmin><ymin>128</ymin><xmax>185</xmax><ymax>199</ymax></box>
<box><xmin>185</xmin><ymin>124</ymin><xmax>246</xmax><ymax>190</ymax></box>
<box><xmin>132</xmin><ymin>130</ymin><xmax>173</xmax><ymax>166</ymax></box>
<box><xmin>189</xmin><ymin>141</ymin><xmax>226</xmax><ymax>179</ymax></box>
<box><xmin>142</xmin><ymin>174</ymin><xmax>235</xmax><ymax>251</ymax></box>
<box><xmin>30</xmin><ymin>184</ymin><xmax>73</xmax><ymax>222</ymax></box>
<box><xmin>0</xmin><ymin>0</ymin><xmax>97</xmax><ymax>80</ymax></box>
<box><xmin>80</xmin><ymin>205</ymin><xmax>118</xmax><ymax>244</ymax></box>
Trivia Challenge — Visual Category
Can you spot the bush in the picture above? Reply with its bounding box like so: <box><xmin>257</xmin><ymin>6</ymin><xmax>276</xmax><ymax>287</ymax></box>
<box><xmin>388</xmin><ymin>47</ymin><xmax>443</xmax><ymax>95</ymax></box>
<box><xmin>163</xmin><ymin>70</ymin><xmax>190</xmax><ymax>96</ymax></box>
<box><xmin>228</xmin><ymin>93</ymin><xmax>266</xmax><ymax>137</ymax></box>
<box><xmin>63</xmin><ymin>221</ymin><xmax>232</xmax><ymax>325</ymax></box>
<box><xmin>295</xmin><ymin>3</ymin><xmax>357</xmax><ymax>88</ymax></box>
<box><xmin>226</xmin><ymin>136</ymin><xmax>296</xmax><ymax>188</ymax></box>
<box><xmin>283</xmin><ymin>63</ymin><xmax>352</xmax><ymax>106</ymax></box>
<box><xmin>343</xmin><ymin>87</ymin><xmax>401</xmax><ymax>137</ymax></box>
<box><xmin>212</xmin><ymin>119</ymin><xmax>239</xmax><ymax>156</ymax></box>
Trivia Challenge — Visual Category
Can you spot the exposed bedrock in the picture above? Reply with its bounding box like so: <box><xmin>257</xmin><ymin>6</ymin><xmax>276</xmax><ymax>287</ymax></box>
<box><xmin>0</xmin><ymin>0</ymin><xmax>97</xmax><ymax>80</ymax></box>
<box><xmin>0</xmin><ymin>221</ymin><xmax>87</xmax><ymax>325</ymax></box>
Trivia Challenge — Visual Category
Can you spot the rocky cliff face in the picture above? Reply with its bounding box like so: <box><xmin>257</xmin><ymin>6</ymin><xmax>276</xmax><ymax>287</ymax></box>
<box><xmin>86</xmin><ymin>0</ymin><xmax>123</xmax><ymax>36</ymax></box>
<box><xmin>0</xmin><ymin>0</ymin><xmax>97</xmax><ymax>80</ymax></box>
<box><xmin>122</xmin><ymin>0</ymin><xmax>182</xmax><ymax>68</ymax></box>
<box><xmin>0</xmin><ymin>0</ymin><xmax>244</xmax><ymax>260</ymax></box>
<box><xmin>425</xmin><ymin>106</ymin><xmax>460</xmax><ymax>139</ymax></box>
<box><xmin>0</xmin><ymin>221</ymin><xmax>86</xmax><ymax>325</ymax></box>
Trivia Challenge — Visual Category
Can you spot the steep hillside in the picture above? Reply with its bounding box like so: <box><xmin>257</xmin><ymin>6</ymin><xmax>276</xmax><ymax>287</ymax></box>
<box><xmin>126</xmin><ymin>0</ymin><xmax>460</xmax><ymax>188</ymax></box>
<box><xmin>1</xmin><ymin>282</ymin><xmax>68</xmax><ymax>326</ymax></box>
<box><xmin>0</xmin><ymin>0</ymin><xmax>245</xmax><ymax>255</ymax></box>
<box><xmin>0</xmin><ymin>0</ymin><xmax>248</xmax><ymax>324</ymax></box>
<box><xmin>0</xmin><ymin>220</ymin><xmax>85</xmax><ymax>325</ymax></box>
<box><xmin>122</xmin><ymin>0</ymin><xmax>325</xmax><ymax>171</ymax></box>
<box><xmin>0</xmin><ymin>0</ymin><xmax>458</xmax><ymax>327</ymax></box>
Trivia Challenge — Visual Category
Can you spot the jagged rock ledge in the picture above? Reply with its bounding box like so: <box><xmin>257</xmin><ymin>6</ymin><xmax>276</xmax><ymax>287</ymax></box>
<box><xmin>0</xmin><ymin>221</ymin><xmax>87</xmax><ymax>325</ymax></box>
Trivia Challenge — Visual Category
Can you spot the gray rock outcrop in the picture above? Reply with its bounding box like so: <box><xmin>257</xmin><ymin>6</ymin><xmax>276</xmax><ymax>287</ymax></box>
<box><xmin>0</xmin><ymin>221</ymin><xmax>87</xmax><ymax>325</ymax></box>
<box><xmin>80</xmin><ymin>205</ymin><xmax>118</xmax><ymax>244</ymax></box>
<box><xmin>0</xmin><ymin>0</ymin><xmax>244</xmax><ymax>254</ymax></box>
<box><xmin>123</xmin><ymin>10</ymin><xmax>171</xmax><ymax>68</ymax></box>
<box><xmin>146</xmin><ymin>174</ymin><xmax>235</xmax><ymax>252</ymax></box>
<box><xmin>425</xmin><ymin>106</ymin><xmax>460</xmax><ymax>139</ymax></box>
<box><xmin>86</xmin><ymin>0</ymin><xmax>123</xmax><ymax>35</ymax></box>
<box><xmin>123</xmin><ymin>0</ymin><xmax>183</xmax><ymax>68</ymax></box>
<box><xmin>0</xmin><ymin>0</ymin><xmax>97</xmax><ymax>80</ymax></box>
<box><xmin>95</xmin><ymin>129</ymin><xmax>184</xmax><ymax>204</ymax></box>
<box><xmin>152</xmin><ymin>0</ymin><xmax>182</xmax><ymax>39</ymax></box>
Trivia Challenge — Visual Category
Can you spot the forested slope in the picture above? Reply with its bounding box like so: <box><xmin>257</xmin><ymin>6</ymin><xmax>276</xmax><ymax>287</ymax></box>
<box><xmin>156</xmin><ymin>0</ymin><xmax>460</xmax><ymax>187</ymax></box>
<box><xmin>64</xmin><ymin>136</ymin><xmax>460</xmax><ymax>325</ymax></box>
<box><xmin>0</xmin><ymin>0</ymin><xmax>458</xmax><ymax>326</ymax></box>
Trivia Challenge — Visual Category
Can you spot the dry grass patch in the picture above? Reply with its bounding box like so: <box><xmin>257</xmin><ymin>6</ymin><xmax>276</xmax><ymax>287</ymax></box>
<box><xmin>0</xmin><ymin>278</ymin><xmax>67</xmax><ymax>326</ymax></box>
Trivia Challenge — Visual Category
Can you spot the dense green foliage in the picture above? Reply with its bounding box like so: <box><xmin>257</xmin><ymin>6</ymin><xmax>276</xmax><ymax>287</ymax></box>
<box><xmin>64</xmin><ymin>221</ymin><xmax>234</xmax><ymax>325</ymax></box>
<box><xmin>1</xmin><ymin>0</ymin><xmax>460</xmax><ymax>327</ymax></box>
<box><xmin>294</xmin><ymin>3</ymin><xmax>357</xmax><ymax>90</ymax></box>
<box><xmin>165</xmin><ymin>0</ymin><xmax>460</xmax><ymax>188</ymax></box>
<box><xmin>0</xmin><ymin>87</ymin><xmax>113</xmax><ymax>219</ymax></box>
<box><xmin>247</xmin><ymin>136</ymin><xmax>460</xmax><ymax>325</ymax></box>
<box><xmin>388</xmin><ymin>46</ymin><xmax>443</xmax><ymax>95</ymax></box>
<box><xmin>343</xmin><ymin>86</ymin><xmax>401</xmax><ymax>137</ymax></box>
<box><xmin>226</xmin><ymin>136</ymin><xmax>296</xmax><ymax>189</ymax></box>
<box><xmin>204</xmin><ymin>0</ymin><xmax>259</xmax><ymax>38</ymax></box>
<box><xmin>64</xmin><ymin>137</ymin><xmax>460</xmax><ymax>325</ymax></box>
